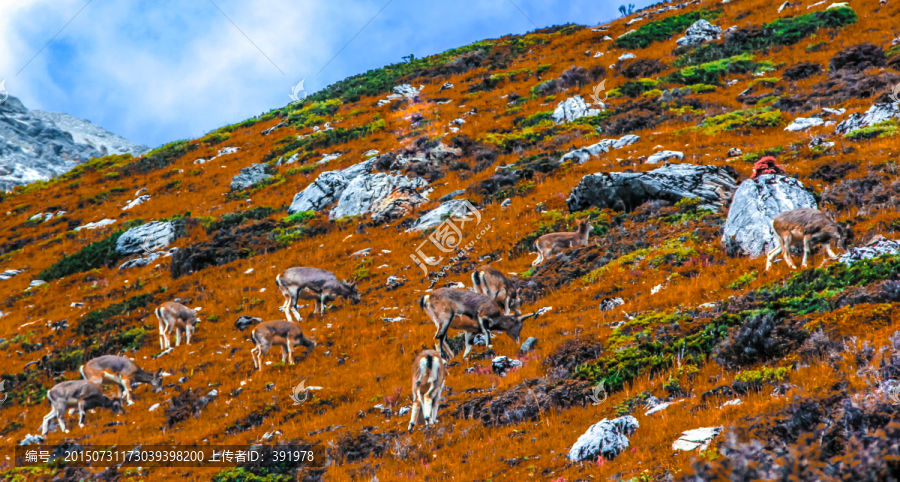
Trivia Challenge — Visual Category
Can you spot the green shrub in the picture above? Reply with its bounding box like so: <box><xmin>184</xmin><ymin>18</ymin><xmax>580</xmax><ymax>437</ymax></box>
<box><xmin>39</xmin><ymin>231</ymin><xmax>124</xmax><ymax>280</ymax></box>
<box><xmin>206</xmin><ymin>206</ymin><xmax>277</xmax><ymax>233</ymax></box>
<box><xmin>283</xmin><ymin>211</ymin><xmax>316</xmax><ymax>224</ymax></box>
<box><xmin>619</xmin><ymin>78</ymin><xmax>660</xmax><ymax>97</ymax></box>
<box><xmin>76</xmin><ymin>292</ymin><xmax>157</xmax><ymax>335</ymax></box>
<box><xmin>675</xmin><ymin>7</ymin><xmax>857</xmax><ymax>66</ymax></box>
<box><xmin>693</xmin><ymin>107</ymin><xmax>786</xmax><ymax>135</ymax></box>
<box><xmin>123</xmin><ymin>140</ymin><xmax>196</xmax><ymax>176</ymax></box>
<box><xmin>741</xmin><ymin>146</ymin><xmax>784</xmax><ymax>162</ymax></box>
<box><xmin>616</xmin><ymin>9</ymin><xmax>722</xmax><ymax>49</ymax></box>
<box><xmin>735</xmin><ymin>366</ymin><xmax>790</xmax><ymax>386</ymax></box>
<box><xmin>844</xmin><ymin>119</ymin><xmax>899</xmax><ymax>141</ymax></box>
<box><xmin>516</xmin><ymin>110</ymin><xmax>554</xmax><ymax>128</ymax></box>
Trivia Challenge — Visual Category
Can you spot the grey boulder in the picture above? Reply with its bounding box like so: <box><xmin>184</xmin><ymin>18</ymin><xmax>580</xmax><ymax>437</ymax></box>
<box><xmin>559</xmin><ymin>135</ymin><xmax>640</xmax><ymax>164</ymax></box>
<box><xmin>567</xmin><ymin>163</ymin><xmax>737</xmax><ymax>213</ymax></box>
<box><xmin>231</xmin><ymin>163</ymin><xmax>274</xmax><ymax>191</ymax></box>
<box><xmin>408</xmin><ymin>199</ymin><xmax>475</xmax><ymax>231</ymax></box>
<box><xmin>721</xmin><ymin>174</ymin><xmax>817</xmax><ymax>257</ymax></box>
<box><xmin>568</xmin><ymin>415</ymin><xmax>639</xmax><ymax>461</ymax></box>
<box><xmin>288</xmin><ymin>171</ymin><xmax>351</xmax><ymax>214</ymax></box>
<box><xmin>330</xmin><ymin>173</ymin><xmax>428</xmax><ymax>220</ymax></box>
<box><xmin>370</xmin><ymin>187</ymin><xmax>428</xmax><ymax>225</ymax></box>
<box><xmin>491</xmin><ymin>356</ymin><xmax>522</xmax><ymax>377</ymax></box>
<box><xmin>676</xmin><ymin>19</ymin><xmax>722</xmax><ymax>47</ymax></box>
<box><xmin>836</xmin><ymin>236</ymin><xmax>900</xmax><ymax>265</ymax></box>
<box><xmin>116</xmin><ymin>221</ymin><xmax>177</xmax><ymax>256</ymax></box>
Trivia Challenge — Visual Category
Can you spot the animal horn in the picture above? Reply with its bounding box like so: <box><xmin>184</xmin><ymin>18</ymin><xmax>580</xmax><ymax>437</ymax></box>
<box><xmin>518</xmin><ymin>313</ymin><xmax>537</xmax><ymax>321</ymax></box>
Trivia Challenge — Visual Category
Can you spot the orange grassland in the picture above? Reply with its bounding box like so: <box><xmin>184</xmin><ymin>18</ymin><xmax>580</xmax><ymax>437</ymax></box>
<box><xmin>1</xmin><ymin>0</ymin><xmax>899</xmax><ymax>479</ymax></box>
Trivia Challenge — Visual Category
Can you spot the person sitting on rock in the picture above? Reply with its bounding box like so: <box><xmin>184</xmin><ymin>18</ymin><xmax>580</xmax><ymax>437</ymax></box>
<box><xmin>751</xmin><ymin>156</ymin><xmax>787</xmax><ymax>179</ymax></box>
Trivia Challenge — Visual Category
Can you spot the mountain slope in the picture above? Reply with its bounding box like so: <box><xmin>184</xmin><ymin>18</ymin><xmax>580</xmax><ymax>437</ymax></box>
<box><xmin>0</xmin><ymin>96</ymin><xmax>149</xmax><ymax>191</ymax></box>
<box><xmin>0</xmin><ymin>0</ymin><xmax>899</xmax><ymax>480</ymax></box>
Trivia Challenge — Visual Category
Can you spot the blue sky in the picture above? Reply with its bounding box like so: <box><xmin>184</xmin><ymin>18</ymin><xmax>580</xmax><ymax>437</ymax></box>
<box><xmin>0</xmin><ymin>0</ymin><xmax>644</xmax><ymax>149</ymax></box>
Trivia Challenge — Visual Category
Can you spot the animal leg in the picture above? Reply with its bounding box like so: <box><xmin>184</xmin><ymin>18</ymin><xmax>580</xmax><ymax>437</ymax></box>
<box><xmin>766</xmin><ymin>243</ymin><xmax>782</xmax><ymax>272</ymax></box>
<box><xmin>462</xmin><ymin>332</ymin><xmax>474</xmax><ymax>359</ymax></box>
<box><xmin>175</xmin><ymin>328</ymin><xmax>181</xmax><ymax>347</ymax></box>
<box><xmin>320</xmin><ymin>293</ymin><xmax>328</xmax><ymax>315</ymax></box>
<box><xmin>430</xmin><ymin>387</ymin><xmax>442</xmax><ymax>423</ymax></box>
<box><xmin>78</xmin><ymin>400</ymin><xmax>86</xmax><ymax>428</ymax></box>
<box><xmin>504</xmin><ymin>295</ymin><xmax>512</xmax><ymax>316</ymax></box>
<box><xmin>825</xmin><ymin>242</ymin><xmax>838</xmax><ymax>259</ymax></box>
<box><xmin>282</xmin><ymin>293</ymin><xmax>294</xmax><ymax>323</ymax></box>
<box><xmin>250</xmin><ymin>345</ymin><xmax>261</xmax><ymax>370</ymax></box>
<box><xmin>408</xmin><ymin>398</ymin><xmax>421</xmax><ymax>431</ymax></box>
<box><xmin>122</xmin><ymin>378</ymin><xmax>134</xmax><ymax>406</ymax></box>
<box><xmin>479</xmin><ymin>317</ymin><xmax>492</xmax><ymax>349</ymax></box>
<box><xmin>287</xmin><ymin>343</ymin><xmax>295</xmax><ymax>365</ymax></box>
<box><xmin>801</xmin><ymin>235</ymin><xmax>811</xmax><ymax>268</ymax></box>
<box><xmin>422</xmin><ymin>386</ymin><xmax>435</xmax><ymax>425</ymax></box>
<box><xmin>186</xmin><ymin>325</ymin><xmax>192</xmax><ymax>345</ymax></box>
<box><xmin>782</xmin><ymin>234</ymin><xmax>796</xmax><ymax>269</ymax></box>
<box><xmin>42</xmin><ymin>407</ymin><xmax>58</xmax><ymax>435</ymax></box>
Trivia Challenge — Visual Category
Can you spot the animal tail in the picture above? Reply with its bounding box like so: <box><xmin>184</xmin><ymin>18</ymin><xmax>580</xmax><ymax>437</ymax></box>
<box><xmin>471</xmin><ymin>271</ymin><xmax>481</xmax><ymax>291</ymax></box>
<box><xmin>78</xmin><ymin>365</ymin><xmax>86</xmax><ymax>380</ymax></box>
<box><xmin>250</xmin><ymin>330</ymin><xmax>259</xmax><ymax>346</ymax></box>
<box><xmin>419</xmin><ymin>294</ymin><xmax>430</xmax><ymax>312</ymax></box>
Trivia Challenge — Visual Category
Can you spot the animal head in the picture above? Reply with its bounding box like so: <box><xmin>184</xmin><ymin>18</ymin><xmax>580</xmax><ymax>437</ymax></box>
<box><xmin>494</xmin><ymin>313</ymin><xmax>537</xmax><ymax>343</ymax></box>
<box><xmin>508</xmin><ymin>290</ymin><xmax>523</xmax><ymax>316</ymax></box>
<box><xmin>110</xmin><ymin>397</ymin><xmax>126</xmax><ymax>414</ymax></box>
<box><xmin>342</xmin><ymin>279</ymin><xmax>362</xmax><ymax>304</ymax></box>
<box><xmin>577</xmin><ymin>217</ymin><xmax>593</xmax><ymax>233</ymax></box>
<box><xmin>151</xmin><ymin>369</ymin><xmax>165</xmax><ymax>393</ymax></box>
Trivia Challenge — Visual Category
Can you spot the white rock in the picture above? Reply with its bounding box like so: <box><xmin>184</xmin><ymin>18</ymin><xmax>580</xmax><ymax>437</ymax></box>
<box><xmin>0</xmin><ymin>269</ymin><xmax>25</xmax><ymax>280</ymax></box>
<box><xmin>617</xmin><ymin>29</ymin><xmax>637</xmax><ymax>39</ymax></box>
<box><xmin>618</xmin><ymin>53</ymin><xmax>637</xmax><ymax>61</ymax></box>
<box><xmin>593</xmin><ymin>52</ymin><xmax>605</xmax><ymax>58</ymax></box>
<box><xmin>827</xmin><ymin>2</ymin><xmax>851</xmax><ymax>8</ymax></box>
<box><xmin>553</xmin><ymin>96</ymin><xmax>603</xmax><ymax>124</ymax></box>
<box><xmin>722</xmin><ymin>399</ymin><xmax>742</xmax><ymax>407</ymax></box>
<box><xmin>785</xmin><ymin>117</ymin><xmax>824</xmax><ymax>132</ymax></box>
<box><xmin>568</xmin><ymin>416</ymin><xmax>639</xmax><ymax>461</ymax></box>
<box><xmin>676</xmin><ymin>19</ymin><xmax>722</xmax><ymax>47</ymax></box>
<box><xmin>123</xmin><ymin>195</ymin><xmax>150</xmax><ymax>211</ymax></box>
<box><xmin>836</xmin><ymin>236</ymin><xmax>900</xmax><ymax>265</ymax></box>
<box><xmin>74</xmin><ymin>219</ymin><xmax>116</xmax><ymax>231</ymax></box>
<box><xmin>835</xmin><ymin>103</ymin><xmax>900</xmax><ymax>135</ymax></box>
<box><xmin>645</xmin><ymin>401</ymin><xmax>673</xmax><ymax>415</ymax></box>
<box><xmin>646</xmin><ymin>150</ymin><xmax>684</xmax><ymax>164</ymax></box>
<box><xmin>149</xmin><ymin>403</ymin><xmax>160</xmax><ymax>412</ymax></box>
<box><xmin>672</xmin><ymin>426</ymin><xmax>723</xmax><ymax>451</ymax></box>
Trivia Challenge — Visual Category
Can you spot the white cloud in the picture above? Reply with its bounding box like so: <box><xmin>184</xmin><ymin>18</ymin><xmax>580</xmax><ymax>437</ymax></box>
<box><xmin>0</xmin><ymin>0</ymin><xmax>628</xmax><ymax>148</ymax></box>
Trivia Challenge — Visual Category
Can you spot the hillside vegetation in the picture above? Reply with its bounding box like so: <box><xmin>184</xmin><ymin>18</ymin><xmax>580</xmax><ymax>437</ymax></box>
<box><xmin>1</xmin><ymin>0</ymin><xmax>900</xmax><ymax>480</ymax></box>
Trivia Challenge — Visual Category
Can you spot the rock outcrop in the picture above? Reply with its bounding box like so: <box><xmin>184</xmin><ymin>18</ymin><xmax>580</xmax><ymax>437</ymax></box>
<box><xmin>553</xmin><ymin>96</ymin><xmax>603</xmax><ymax>124</ymax></box>
<box><xmin>567</xmin><ymin>163</ymin><xmax>737</xmax><ymax>213</ymax></box>
<box><xmin>676</xmin><ymin>19</ymin><xmax>722</xmax><ymax>47</ymax></box>
<box><xmin>287</xmin><ymin>159</ymin><xmax>377</xmax><ymax>214</ymax></box>
<box><xmin>231</xmin><ymin>164</ymin><xmax>274</xmax><ymax>191</ymax></box>
<box><xmin>330</xmin><ymin>173</ymin><xmax>428</xmax><ymax>220</ymax></box>
<box><xmin>835</xmin><ymin>103</ymin><xmax>900</xmax><ymax>135</ymax></box>
<box><xmin>409</xmin><ymin>199</ymin><xmax>474</xmax><ymax>231</ymax></box>
<box><xmin>116</xmin><ymin>221</ymin><xmax>177</xmax><ymax>256</ymax></box>
<box><xmin>559</xmin><ymin>135</ymin><xmax>641</xmax><ymax>164</ymax></box>
<box><xmin>722</xmin><ymin>175</ymin><xmax>817</xmax><ymax>257</ymax></box>
<box><xmin>0</xmin><ymin>96</ymin><xmax>148</xmax><ymax>191</ymax></box>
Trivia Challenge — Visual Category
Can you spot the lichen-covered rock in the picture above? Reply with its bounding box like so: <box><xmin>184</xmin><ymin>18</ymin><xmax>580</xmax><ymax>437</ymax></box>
<box><xmin>231</xmin><ymin>163</ymin><xmax>273</xmax><ymax>191</ymax></box>
<box><xmin>567</xmin><ymin>163</ymin><xmax>737</xmax><ymax>213</ymax></box>
<box><xmin>835</xmin><ymin>103</ymin><xmax>900</xmax><ymax>135</ymax></box>
<box><xmin>785</xmin><ymin>117</ymin><xmax>825</xmax><ymax>132</ymax></box>
<box><xmin>836</xmin><ymin>236</ymin><xmax>900</xmax><ymax>265</ymax></box>
<box><xmin>370</xmin><ymin>187</ymin><xmax>428</xmax><ymax>225</ymax></box>
<box><xmin>116</xmin><ymin>221</ymin><xmax>177</xmax><ymax>256</ymax></box>
<box><xmin>330</xmin><ymin>173</ymin><xmax>428</xmax><ymax>220</ymax></box>
<box><xmin>552</xmin><ymin>96</ymin><xmax>603</xmax><ymax>124</ymax></box>
<box><xmin>722</xmin><ymin>175</ymin><xmax>817</xmax><ymax>257</ymax></box>
<box><xmin>568</xmin><ymin>415</ymin><xmax>639</xmax><ymax>461</ymax></box>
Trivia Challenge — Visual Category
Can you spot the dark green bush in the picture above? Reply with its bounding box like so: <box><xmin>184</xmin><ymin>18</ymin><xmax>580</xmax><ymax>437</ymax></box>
<box><xmin>675</xmin><ymin>7</ymin><xmax>857</xmax><ymax>66</ymax></box>
<box><xmin>123</xmin><ymin>140</ymin><xmax>197</xmax><ymax>176</ymax></box>
<box><xmin>207</xmin><ymin>206</ymin><xmax>278</xmax><ymax>233</ymax></box>
<box><xmin>39</xmin><ymin>231</ymin><xmax>124</xmax><ymax>280</ymax></box>
<box><xmin>616</xmin><ymin>9</ymin><xmax>722</xmax><ymax>49</ymax></box>
<box><xmin>76</xmin><ymin>292</ymin><xmax>157</xmax><ymax>335</ymax></box>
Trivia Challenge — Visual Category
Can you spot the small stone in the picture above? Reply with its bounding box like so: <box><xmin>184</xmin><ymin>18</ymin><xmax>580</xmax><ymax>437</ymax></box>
<box><xmin>491</xmin><ymin>356</ymin><xmax>522</xmax><ymax>377</ymax></box>
<box><xmin>727</xmin><ymin>148</ymin><xmax>742</xmax><ymax>157</ymax></box>
<box><xmin>520</xmin><ymin>337</ymin><xmax>539</xmax><ymax>353</ymax></box>
<box><xmin>501</xmin><ymin>198</ymin><xmax>512</xmax><ymax>207</ymax></box>
<box><xmin>149</xmin><ymin>403</ymin><xmax>160</xmax><ymax>412</ymax></box>
<box><xmin>599</xmin><ymin>298</ymin><xmax>625</xmax><ymax>311</ymax></box>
